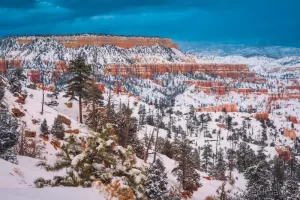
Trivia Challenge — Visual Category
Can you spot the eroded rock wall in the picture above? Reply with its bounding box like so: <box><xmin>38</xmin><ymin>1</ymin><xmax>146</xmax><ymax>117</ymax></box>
<box><xmin>17</xmin><ymin>35</ymin><xmax>178</xmax><ymax>49</ymax></box>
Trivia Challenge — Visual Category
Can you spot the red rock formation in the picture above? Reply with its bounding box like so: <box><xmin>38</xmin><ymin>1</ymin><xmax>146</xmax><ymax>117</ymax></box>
<box><xmin>104</xmin><ymin>63</ymin><xmax>253</xmax><ymax>79</ymax></box>
<box><xmin>283</xmin><ymin>128</ymin><xmax>296</xmax><ymax>141</ymax></box>
<box><xmin>196</xmin><ymin>104</ymin><xmax>238</xmax><ymax>112</ymax></box>
<box><xmin>29</xmin><ymin>71</ymin><xmax>40</xmax><ymax>83</ymax></box>
<box><xmin>56</xmin><ymin>61</ymin><xmax>68</xmax><ymax>72</ymax></box>
<box><xmin>255</xmin><ymin>113</ymin><xmax>269</xmax><ymax>120</ymax></box>
<box><xmin>286</xmin><ymin>85</ymin><xmax>300</xmax><ymax>90</ymax></box>
<box><xmin>236</xmin><ymin>88</ymin><xmax>255</xmax><ymax>95</ymax></box>
<box><xmin>275</xmin><ymin>146</ymin><xmax>293</xmax><ymax>163</ymax></box>
<box><xmin>17</xmin><ymin>35</ymin><xmax>178</xmax><ymax>49</ymax></box>
<box><xmin>184</xmin><ymin>80</ymin><xmax>227</xmax><ymax>95</ymax></box>
<box><xmin>0</xmin><ymin>60</ymin><xmax>7</xmax><ymax>74</ymax></box>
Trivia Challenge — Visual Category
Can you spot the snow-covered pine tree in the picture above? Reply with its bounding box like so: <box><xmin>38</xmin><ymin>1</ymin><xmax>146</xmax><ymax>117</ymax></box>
<box><xmin>40</xmin><ymin>119</ymin><xmax>49</xmax><ymax>135</ymax></box>
<box><xmin>86</xmin><ymin>83</ymin><xmax>104</xmax><ymax>131</ymax></box>
<box><xmin>216</xmin><ymin>182</ymin><xmax>228</xmax><ymax>200</ymax></box>
<box><xmin>8</xmin><ymin>76</ymin><xmax>22</xmax><ymax>93</ymax></box>
<box><xmin>282</xmin><ymin>178</ymin><xmax>300</xmax><ymax>200</ymax></box>
<box><xmin>0</xmin><ymin>84</ymin><xmax>4</xmax><ymax>101</ymax></box>
<box><xmin>244</xmin><ymin>160</ymin><xmax>271</xmax><ymax>199</ymax></box>
<box><xmin>226</xmin><ymin>148</ymin><xmax>236</xmax><ymax>180</ymax></box>
<box><xmin>66</xmin><ymin>56</ymin><xmax>92</xmax><ymax>123</ymax></box>
<box><xmin>146</xmin><ymin>159</ymin><xmax>169</xmax><ymax>200</ymax></box>
<box><xmin>201</xmin><ymin>143</ymin><xmax>214</xmax><ymax>173</ymax></box>
<box><xmin>172</xmin><ymin>132</ymin><xmax>201</xmax><ymax>193</ymax></box>
<box><xmin>138</xmin><ymin>104</ymin><xmax>146</xmax><ymax>126</ymax></box>
<box><xmin>214</xmin><ymin>148</ymin><xmax>226</xmax><ymax>180</ymax></box>
<box><xmin>36</xmin><ymin>124</ymin><xmax>147</xmax><ymax>199</ymax></box>
<box><xmin>256</xmin><ymin>146</ymin><xmax>267</xmax><ymax>162</ymax></box>
<box><xmin>192</xmin><ymin>148</ymin><xmax>201</xmax><ymax>170</ymax></box>
<box><xmin>51</xmin><ymin>116</ymin><xmax>65</xmax><ymax>140</ymax></box>
<box><xmin>236</xmin><ymin>142</ymin><xmax>257</xmax><ymax>172</ymax></box>
<box><xmin>0</xmin><ymin>110</ymin><xmax>19</xmax><ymax>164</ymax></box>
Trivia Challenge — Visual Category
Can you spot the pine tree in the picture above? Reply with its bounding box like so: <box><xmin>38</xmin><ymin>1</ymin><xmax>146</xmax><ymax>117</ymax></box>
<box><xmin>226</xmin><ymin>148</ymin><xmax>236</xmax><ymax>180</ymax></box>
<box><xmin>66</xmin><ymin>56</ymin><xmax>92</xmax><ymax>123</ymax></box>
<box><xmin>256</xmin><ymin>146</ymin><xmax>267</xmax><ymax>162</ymax></box>
<box><xmin>236</xmin><ymin>142</ymin><xmax>257</xmax><ymax>172</ymax></box>
<box><xmin>0</xmin><ymin>84</ymin><xmax>4</xmax><ymax>101</ymax></box>
<box><xmin>172</xmin><ymin>133</ymin><xmax>201</xmax><ymax>193</ymax></box>
<box><xmin>0</xmin><ymin>110</ymin><xmax>19</xmax><ymax>164</ymax></box>
<box><xmin>10</xmin><ymin>68</ymin><xmax>27</xmax><ymax>81</ymax></box>
<box><xmin>214</xmin><ymin>148</ymin><xmax>226</xmax><ymax>180</ymax></box>
<box><xmin>146</xmin><ymin>159</ymin><xmax>169</xmax><ymax>200</ymax></box>
<box><xmin>86</xmin><ymin>83</ymin><xmax>104</xmax><ymax>131</ymax></box>
<box><xmin>244</xmin><ymin>160</ymin><xmax>271</xmax><ymax>199</ymax></box>
<box><xmin>8</xmin><ymin>76</ymin><xmax>22</xmax><ymax>93</ymax></box>
<box><xmin>40</xmin><ymin>119</ymin><xmax>49</xmax><ymax>135</ymax></box>
<box><xmin>138</xmin><ymin>104</ymin><xmax>146</xmax><ymax>126</ymax></box>
<box><xmin>282</xmin><ymin>178</ymin><xmax>300</xmax><ymax>200</ymax></box>
<box><xmin>36</xmin><ymin>124</ymin><xmax>147</xmax><ymax>199</ymax></box>
<box><xmin>216</xmin><ymin>182</ymin><xmax>228</xmax><ymax>200</ymax></box>
<box><xmin>51</xmin><ymin>116</ymin><xmax>65</xmax><ymax>140</ymax></box>
<box><xmin>192</xmin><ymin>148</ymin><xmax>201</xmax><ymax>170</ymax></box>
<box><xmin>201</xmin><ymin>144</ymin><xmax>214</xmax><ymax>173</ymax></box>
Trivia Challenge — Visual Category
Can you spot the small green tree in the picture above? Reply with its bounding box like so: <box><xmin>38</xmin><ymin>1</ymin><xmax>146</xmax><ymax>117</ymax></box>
<box><xmin>40</xmin><ymin>119</ymin><xmax>49</xmax><ymax>135</ymax></box>
<box><xmin>51</xmin><ymin>116</ymin><xmax>65</xmax><ymax>140</ymax></box>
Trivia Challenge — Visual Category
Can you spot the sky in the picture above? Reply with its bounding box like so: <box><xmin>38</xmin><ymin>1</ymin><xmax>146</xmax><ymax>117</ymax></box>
<box><xmin>0</xmin><ymin>0</ymin><xmax>299</xmax><ymax>45</ymax></box>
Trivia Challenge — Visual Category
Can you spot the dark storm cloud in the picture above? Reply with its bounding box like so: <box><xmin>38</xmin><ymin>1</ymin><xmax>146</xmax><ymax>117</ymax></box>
<box><xmin>0</xmin><ymin>0</ymin><xmax>299</xmax><ymax>44</ymax></box>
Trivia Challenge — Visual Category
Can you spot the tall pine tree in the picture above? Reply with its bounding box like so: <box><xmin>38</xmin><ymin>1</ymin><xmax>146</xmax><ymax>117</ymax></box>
<box><xmin>66</xmin><ymin>57</ymin><xmax>92</xmax><ymax>123</ymax></box>
<box><xmin>146</xmin><ymin>159</ymin><xmax>169</xmax><ymax>200</ymax></box>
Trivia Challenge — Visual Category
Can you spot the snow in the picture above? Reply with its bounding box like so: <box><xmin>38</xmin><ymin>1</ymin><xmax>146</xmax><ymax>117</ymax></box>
<box><xmin>0</xmin><ymin>187</ymin><xmax>105</xmax><ymax>200</ymax></box>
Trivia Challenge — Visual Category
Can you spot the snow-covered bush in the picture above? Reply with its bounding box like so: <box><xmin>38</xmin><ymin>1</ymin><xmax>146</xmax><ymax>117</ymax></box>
<box><xmin>35</xmin><ymin>124</ymin><xmax>147</xmax><ymax>199</ymax></box>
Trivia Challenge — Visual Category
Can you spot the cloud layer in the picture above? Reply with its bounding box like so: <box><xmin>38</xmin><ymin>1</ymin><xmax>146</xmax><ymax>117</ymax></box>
<box><xmin>1</xmin><ymin>0</ymin><xmax>299</xmax><ymax>43</ymax></box>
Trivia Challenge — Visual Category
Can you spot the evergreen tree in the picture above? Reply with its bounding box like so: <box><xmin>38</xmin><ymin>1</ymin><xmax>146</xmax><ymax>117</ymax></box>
<box><xmin>0</xmin><ymin>84</ymin><xmax>4</xmax><ymax>101</ymax></box>
<box><xmin>216</xmin><ymin>182</ymin><xmax>228</xmax><ymax>200</ymax></box>
<box><xmin>8</xmin><ymin>76</ymin><xmax>22</xmax><ymax>93</ymax></box>
<box><xmin>214</xmin><ymin>148</ymin><xmax>227</xmax><ymax>180</ymax></box>
<box><xmin>236</xmin><ymin>142</ymin><xmax>257</xmax><ymax>172</ymax></box>
<box><xmin>270</xmin><ymin>156</ymin><xmax>285</xmax><ymax>197</ymax></box>
<box><xmin>244</xmin><ymin>161</ymin><xmax>271</xmax><ymax>199</ymax></box>
<box><xmin>172</xmin><ymin>133</ymin><xmax>201</xmax><ymax>193</ymax></box>
<box><xmin>226</xmin><ymin>148</ymin><xmax>236</xmax><ymax>180</ymax></box>
<box><xmin>0</xmin><ymin>110</ymin><xmax>19</xmax><ymax>164</ymax></box>
<box><xmin>201</xmin><ymin>144</ymin><xmax>214</xmax><ymax>173</ymax></box>
<box><xmin>138</xmin><ymin>104</ymin><xmax>146</xmax><ymax>126</ymax></box>
<box><xmin>66</xmin><ymin>57</ymin><xmax>92</xmax><ymax>123</ymax></box>
<box><xmin>282</xmin><ymin>178</ymin><xmax>300</xmax><ymax>200</ymax></box>
<box><xmin>40</xmin><ymin>119</ymin><xmax>49</xmax><ymax>135</ymax></box>
<box><xmin>256</xmin><ymin>146</ymin><xmax>267</xmax><ymax>163</ymax></box>
<box><xmin>10</xmin><ymin>68</ymin><xmax>27</xmax><ymax>81</ymax></box>
<box><xmin>51</xmin><ymin>116</ymin><xmax>65</xmax><ymax>140</ymax></box>
<box><xmin>36</xmin><ymin>124</ymin><xmax>147</xmax><ymax>199</ymax></box>
<box><xmin>146</xmin><ymin>159</ymin><xmax>169</xmax><ymax>200</ymax></box>
<box><xmin>86</xmin><ymin>83</ymin><xmax>104</xmax><ymax>131</ymax></box>
<box><xmin>192</xmin><ymin>148</ymin><xmax>201</xmax><ymax>170</ymax></box>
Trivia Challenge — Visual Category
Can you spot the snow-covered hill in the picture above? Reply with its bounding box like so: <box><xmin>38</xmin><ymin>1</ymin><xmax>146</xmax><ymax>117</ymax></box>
<box><xmin>0</xmin><ymin>36</ymin><xmax>194</xmax><ymax>71</ymax></box>
<box><xmin>179</xmin><ymin>42</ymin><xmax>300</xmax><ymax>74</ymax></box>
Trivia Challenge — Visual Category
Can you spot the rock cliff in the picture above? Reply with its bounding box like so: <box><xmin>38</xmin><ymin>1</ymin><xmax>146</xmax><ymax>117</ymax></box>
<box><xmin>16</xmin><ymin>35</ymin><xmax>178</xmax><ymax>49</ymax></box>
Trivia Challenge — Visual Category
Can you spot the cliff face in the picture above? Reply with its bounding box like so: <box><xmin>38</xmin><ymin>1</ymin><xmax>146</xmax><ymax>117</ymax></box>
<box><xmin>104</xmin><ymin>63</ymin><xmax>254</xmax><ymax>79</ymax></box>
<box><xmin>17</xmin><ymin>35</ymin><xmax>178</xmax><ymax>49</ymax></box>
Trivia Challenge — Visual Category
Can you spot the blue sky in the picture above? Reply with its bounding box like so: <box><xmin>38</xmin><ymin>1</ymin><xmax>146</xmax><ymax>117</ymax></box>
<box><xmin>0</xmin><ymin>0</ymin><xmax>299</xmax><ymax>44</ymax></box>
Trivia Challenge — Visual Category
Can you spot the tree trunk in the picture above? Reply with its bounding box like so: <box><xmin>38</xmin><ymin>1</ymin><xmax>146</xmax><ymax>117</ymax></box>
<box><xmin>92</xmin><ymin>97</ymin><xmax>96</xmax><ymax>131</ymax></box>
<box><xmin>41</xmin><ymin>89</ymin><xmax>44</xmax><ymax>115</ymax></box>
<box><xmin>79</xmin><ymin>95</ymin><xmax>82</xmax><ymax>123</ymax></box>
<box><xmin>153</xmin><ymin>126</ymin><xmax>159</xmax><ymax>163</ymax></box>
<box><xmin>144</xmin><ymin>128</ymin><xmax>155</xmax><ymax>163</ymax></box>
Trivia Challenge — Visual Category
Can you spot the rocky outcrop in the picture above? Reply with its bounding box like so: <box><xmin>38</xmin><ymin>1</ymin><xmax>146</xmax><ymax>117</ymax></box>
<box><xmin>17</xmin><ymin>35</ymin><xmax>178</xmax><ymax>49</ymax></box>
<box><xmin>104</xmin><ymin>63</ymin><xmax>254</xmax><ymax>79</ymax></box>
<box><xmin>255</xmin><ymin>113</ymin><xmax>269</xmax><ymax>120</ymax></box>
<box><xmin>184</xmin><ymin>81</ymin><xmax>227</xmax><ymax>95</ymax></box>
<box><xmin>195</xmin><ymin>104</ymin><xmax>238</xmax><ymax>112</ymax></box>
<box><xmin>284</xmin><ymin>128</ymin><xmax>296</xmax><ymax>141</ymax></box>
